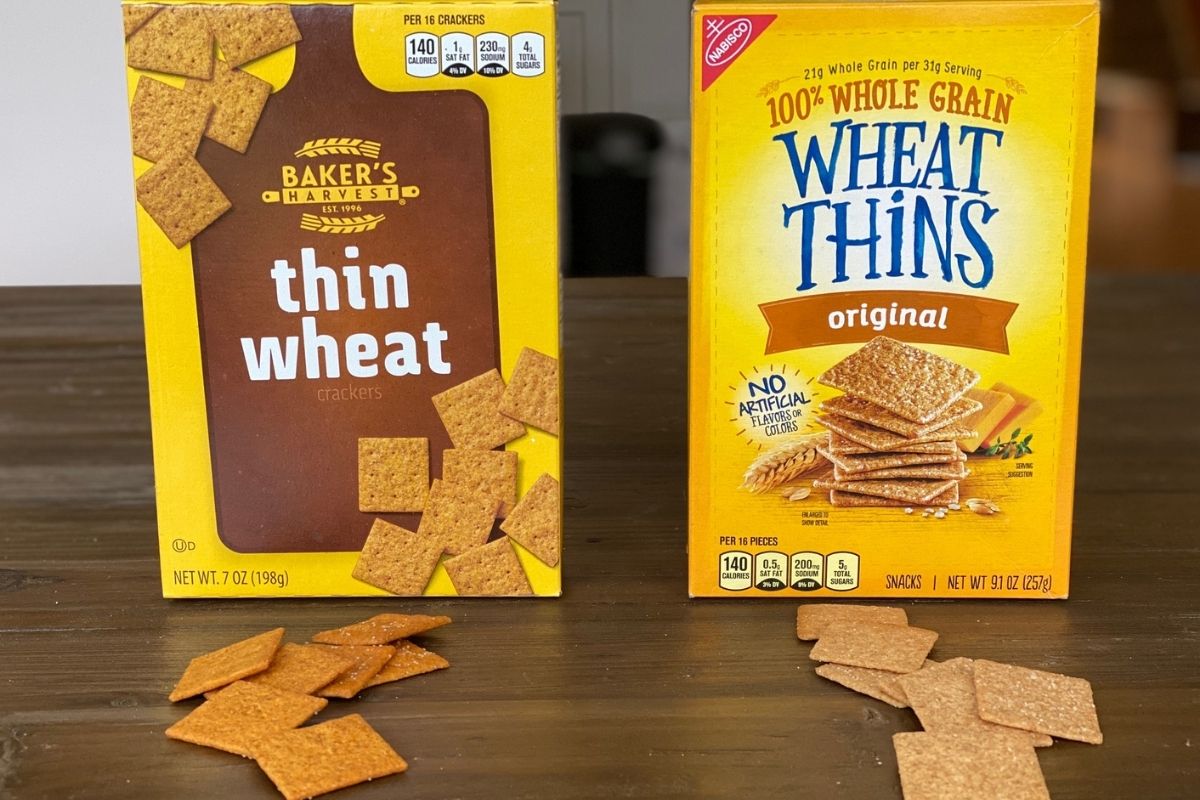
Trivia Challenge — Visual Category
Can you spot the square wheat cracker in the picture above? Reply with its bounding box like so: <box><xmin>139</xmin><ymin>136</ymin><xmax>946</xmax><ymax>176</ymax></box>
<box><xmin>443</xmin><ymin>448</ymin><xmax>518</xmax><ymax>517</ymax></box>
<box><xmin>252</xmin><ymin>714</ymin><xmax>407</xmax><ymax>800</ymax></box>
<box><xmin>815</xmin><ymin>663</ymin><xmax>909</xmax><ymax>708</ymax></box>
<box><xmin>829</xmin><ymin>485</ymin><xmax>959</xmax><ymax>508</ymax></box>
<box><xmin>832</xmin><ymin>463</ymin><xmax>968</xmax><ymax>482</ymax></box>
<box><xmin>499</xmin><ymin>347</ymin><xmax>560</xmax><ymax>434</ymax></box>
<box><xmin>166</xmin><ymin>680</ymin><xmax>326</xmax><ymax>757</ymax></box>
<box><xmin>433</xmin><ymin>369</ymin><xmax>526</xmax><ymax>449</ymax></box>
<box><xmin>812</xmin><ymin>477</ymin><xmax>957</xmax><ymax>505</ymax></box>
<box><xmin>819</xmin><ymin>446</ymin><xmax>964</xmax><ymax>475</ymax></box>
<box><xmin>893</xmin><ymin>732</ymin><xmax>1050</xmax><ymax>800</ymax></box>
<box><xmin>820</xmin><ymin>414</ymin><xmax>975</xmax><ymax>452</ymax></box>
<box><xmin>366</xmin><ymin>640</ymin><xmax>450</xmax><ymax>688</ymax></box>
<box><xmin>818</xmin><ymin>337</ymin><xmax>980</xmax><ymax>424</ymax></box>
<box><xmin>184</xmin><ymin>58</ymin><xmax>272</xmax><ymax>153</ymax></box>
<box><xmin>500</xmin><ymin>473</ymin><xmax>560</xmax><ymax>566</ymax></box>
<box><xmin>309</xmin><ymin>644</ymin><xmax>395</xmax><ymax>699</ymax></box>
<box><xmin>444</xmin><ymin>537</ymin><xmax>533</xmax><ymax>596</ymax></box>
<box><xmin>204</xmin><ymin>5</ymin><xmax>302</xmax><ymax>68</ymax></box>
<box><xmin>828</xmin><ymin>433</ymin><xmax>958</xmax><ymax>456</ymax></box>
<box><xmin>358</xmin><ymin>437</ymin><xmax>429</xmax><ymax>513</ymax></box>
<box><xmin>820</xmin><ymin>394</ymin><xmax>982</xmax><ymax>438</ymax></box>
<box><xmin>352</xmin><ymin>519</ymin><xmax>443</xmax><ymax>596</ymax></box>
<box><xmin>312</xmin><ymin>613</ymin><xmax>452</xmax><ymax>646</ymax></box>
<box><xmin>129</xmin><ymin>77</ymin><xmax>213</xmax><ymax>163</ymax></box>
<box><xmin>126</xmin><ymin>7</ymin><xmax>215</xmax><ymax>79</ymax></box>
<box><xmin>796</xmin><ymin>603</ymin><xmax>908</xmax><ymax>640</ymax></box>
<box><xmin>418</xmin><ymin>478</ymin><xmax>498</xmax><ymax>555</ymax></box>
<box><xmin>244</xmin><ymin>643</ymin><xmax>355</xmax><ymax>696</ymax></box>
<box><xmin>136</xmin><ymin>152</ymin><xmax>231</xmax><ymax>248</ymax></box>
<box><xmin>169</xmin><ymin>627</ymin><xmax>284</xmax><ymax>702</ymax></box>
<box><xmin>877</xmin><ymin>660</ymin><xmax>937</xmax><ymax>706</ymax></box>
<box><xmin>898</xmin><ymin>659</ymin><xmax>1052</xmax><ymax>747</ymax></box>
<box><xmin>809</xmin><ymin>619</ymin><xmax>936</xmax><ymax>673</ymax></box>
<box><xmin>973</xmin><ymin>659</ymin><xmax>1103</xmax><ymax>744</ymax></box>
<box><xmin>123</xmin><ymin>6</ymin><xmax>159</xmax><ymax>39</ymax></box>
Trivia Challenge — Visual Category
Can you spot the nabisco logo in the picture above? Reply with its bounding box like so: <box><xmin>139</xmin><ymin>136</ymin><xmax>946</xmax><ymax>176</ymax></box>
<box><xmin>705</xmin><ymin>17</ymin><xmax>754</xmax><ymax>68</ymax></box>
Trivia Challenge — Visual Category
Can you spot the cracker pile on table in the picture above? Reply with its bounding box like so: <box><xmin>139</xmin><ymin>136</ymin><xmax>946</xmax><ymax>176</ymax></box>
<box><xmin>798</xmin><ymin>603</ymin><xmax>1103</xmax><ymax>799</ymax></box>
<box><xmin>814</xmin><ymin>337</ymin><xmax>984</xmax><ymax>508</ymax></box>
<box><xmin>166</xmin><ymin>614</ymin><xmax>451</xmax><ymax>799</ymax></box>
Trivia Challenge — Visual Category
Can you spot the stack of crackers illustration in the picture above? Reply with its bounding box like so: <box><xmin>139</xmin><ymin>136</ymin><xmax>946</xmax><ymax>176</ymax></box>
<box><xmin>812</xmin><ymin>337</ymin><xmax>982</xmax><ymax>508</ymax></box>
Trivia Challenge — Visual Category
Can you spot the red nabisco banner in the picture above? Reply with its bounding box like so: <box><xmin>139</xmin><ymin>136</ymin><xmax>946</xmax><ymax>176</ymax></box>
<box><xmin>700</xmin><ymin>15</ymin><xmax>776</xmax><ymax>90</ymax></box>
<box><xmin>759</xmin><ymin>290</ymin><xmax>1020</xmax><ymax>354</ymax></box>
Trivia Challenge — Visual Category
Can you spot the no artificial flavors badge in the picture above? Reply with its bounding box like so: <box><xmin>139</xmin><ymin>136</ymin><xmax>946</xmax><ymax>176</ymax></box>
<box><xmin>727</xmin><ymin>364</ymin><xmax>823</xmax><ymax>449</ymax></box>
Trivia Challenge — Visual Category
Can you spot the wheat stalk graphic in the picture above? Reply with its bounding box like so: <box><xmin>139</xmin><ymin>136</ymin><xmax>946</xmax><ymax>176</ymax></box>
<box><xmin>293</xmin><ymin>138</ymin><xmax>383</xmax><ymax>159</ymax></box>
<box><xmin>300</xmin><ymin>214</ymin><xmax>386</xmax><ymax>234</ymax></box>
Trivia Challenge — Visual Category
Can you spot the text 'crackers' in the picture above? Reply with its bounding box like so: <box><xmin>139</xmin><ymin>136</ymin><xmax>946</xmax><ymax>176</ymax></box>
<box><xmin>688</xmin><ymin>0</ymin><xmax>1099</xmax><ymax>598</ymax></box>
<box><xmin>122</xmin><ymin>0</ymin><xmax>562</xmax><ymax>597</ymax></box>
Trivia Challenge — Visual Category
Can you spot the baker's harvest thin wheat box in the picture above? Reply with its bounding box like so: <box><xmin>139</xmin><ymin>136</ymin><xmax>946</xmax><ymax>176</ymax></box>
<box><xmin>122</xmin><ymin>0</ymin><xmax>561</xmax><ymax>597</ymax></box>
<box><xmin>689</xmin><ymin>0</ymin><xmax>1099</xmax><ymax>598</ymax></box>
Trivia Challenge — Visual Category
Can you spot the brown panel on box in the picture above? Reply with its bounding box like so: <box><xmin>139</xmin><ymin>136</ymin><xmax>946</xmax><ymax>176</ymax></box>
<box><xmin>190</xmin><ymin>7</ymin><xmax>498</xmax><ymax>552</ymax></box>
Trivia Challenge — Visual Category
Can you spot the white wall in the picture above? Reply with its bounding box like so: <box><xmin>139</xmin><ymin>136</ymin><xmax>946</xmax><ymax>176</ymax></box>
<box><xmin>0</xmin><ymin>1</ymin><xmax>138</xmax><ymax>285</ymax></box>
<box><xmin>0</xmin><ymin>0</ymin><xmax>692</xmax><ymax>286</ymax></box>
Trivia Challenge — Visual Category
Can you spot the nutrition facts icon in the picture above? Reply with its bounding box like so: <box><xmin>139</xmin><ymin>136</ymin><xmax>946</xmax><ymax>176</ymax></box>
<box><xmin>826</xmin><ymin>551</ymin><xmax>861</xmax><ymax>592</ymax></box>
<box><xmin>754</xmin><ymin>551</ymin><xmax>788</xmax><ymax>591</ymax></box>
<box><xmin>441</xmin><ymin>32</ymin><xmax>475</xmax><ymax>77</ymax></box>
<box><xmin>476</xmin><ymin>32</ymin><xmax>510</xmax><ymax>77</ymax></box>
<box><xmin>512</xmin><ymin>32</ymin><xmax>546</xmax><ymax>77</ymax></box>
<box><xmin>717</xmin><ymin>551</ymin><xmax>753</xmax><ymax>591</ymax></box>
<box><xmin>789</xmin><ymin>551</ymin><xmax>824</xmax><ymax>591</ymax></box>
<box><xmin>404</xmin><ymin>32</ymin><xmax>439</xmax><ymax>78</ymax></box>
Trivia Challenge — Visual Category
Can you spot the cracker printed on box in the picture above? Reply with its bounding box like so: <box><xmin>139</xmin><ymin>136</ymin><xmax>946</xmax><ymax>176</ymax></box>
<box><xmin>442</xmin><ymin>448</ymin><xmax>519</xmax><ymax>517</ymax></box>
<box><xmin>417</xmin><ymin>478</ymin><xmax>499</xmax><ymax>556</ymax></box>
<box><xmin>812</xmin><ymin>477</ymin><xmax>957</xmax><ymax>506</ymax></box>
<box><xmin>166</xmin><ymin>680</ymin><xmax>326</xmax><ymax>757</ymax></box>
<box><xmin>184</xmin><ymin>58</ymin><xmax>272</xmax><ymax>153</ymax></box>
<box><xmin>819</xmin><ymin>414</ymin><xmax>976</xmax><ymax>453</ymax></box>
<box><xmin>832</xmin><ymin>463</ymin><xmax>969</xmax><ymax>482</ymax></box>
<box><xmin>819</xmin><ymin>337</ymin><xmax>981</xmax><ymax>425</ymax></box>
<box><xmin>358</xmin><ymin>437</ymin><xmax>429</xmax><ymax>513</ymax></box>
<box><xmin>827</xmin><ymin>434</ymin><xmax>959</xmax><ymax>457</ymax></box>
<box><xmin>433</xmin><ymin>369</ymin><xmax>527</xmax><ymax>450</ymax></box>
<box><xmin>499</xmin><ymin>347</ymin><xmax>560</xmax><ymax>435</ymax></box>
<box><xmin>821</xmin><ymin>394</ymin><xmax>982</xmax><ymax>439</ymax></box>
<box><xmin>444</xmin><ymin>537</ymin><xmax>533</xmax><ymax>596</ymax></box>
<box><xmin>126</xmin><ymin>7</ymin><xmax>215</xmax><ymax>79</ymax></box>
<box><xmin>205</xmin><ymin>5</ymin><xmax>302</xmax><ymax>69</ymax></box>
<box><xmin>123</xmin><ymin>6</ymin><xmax>159</xmax><ymax>39</ymax></box>
<box><xmin>136</xmin><ymin>152</ymin><xmax>231</xmax><ymax>248</ymax></box>
<box><xmin>499</xmin><ymin>473</ymin><xmax>560</xmax><ymax>567</ymax></box>
<box><xmin>129</xmin><ymin>77</ymin><xmax>213</xmax><ymax>164</ymax></box>
<box><xmin>829</xmin><ymin>485</ymin><xmax>959</xmax><ymax>508</ymax></box>
<box><xmin>352</xmin><ymin>519</ymin><xmax>443</xmax><ymax>596</ymax></box>
<box><xmin>252</xmin><ymin>714</ymin><xmax>408</xmax><ymax>800</ymax></box>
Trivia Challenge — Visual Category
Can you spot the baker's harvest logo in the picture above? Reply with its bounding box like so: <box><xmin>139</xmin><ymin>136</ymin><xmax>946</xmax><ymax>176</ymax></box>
<box><xmin>701</xmin><ymin>15</ymin><xmax>776</xmax><ymax>90</ymax></box>
<box><xmin>261</xmin><ymin>137</ymin><xmax>421</xmax><ymax>233</ymax></box>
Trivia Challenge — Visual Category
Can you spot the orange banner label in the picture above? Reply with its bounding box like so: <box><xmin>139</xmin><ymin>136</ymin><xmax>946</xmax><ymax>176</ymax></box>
<box><xmin>760</xmin><ymin>290</ymin><xmax>1018</xmax><ymax>354</ymax></box>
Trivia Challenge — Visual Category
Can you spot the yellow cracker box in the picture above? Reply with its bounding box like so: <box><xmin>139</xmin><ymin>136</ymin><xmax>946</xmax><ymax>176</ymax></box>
<box><xmin>123</xmin><ymin>0</ymin><xmax>561</xmax><ymax>597</ymax></box>
<box><xmin>689</xmin><ymin>0</ymin><xmax>1099</xmax><ymax>598</ymax></box>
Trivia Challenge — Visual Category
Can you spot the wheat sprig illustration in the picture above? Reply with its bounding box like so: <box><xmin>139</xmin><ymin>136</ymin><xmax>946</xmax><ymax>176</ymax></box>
<box><xmin>741</xmin><ymin>435</ymin><xmax>829</xmax><ymax>493</ymax></box>
<box><xmin>293</xmin><ymin>138</ymin><xmax>383</xmax><ymax>159</ymax></box>
<box><xmin>300</xmin><ymin>214</ymin><xmax>386</xmax><ymax>234</ymax></box>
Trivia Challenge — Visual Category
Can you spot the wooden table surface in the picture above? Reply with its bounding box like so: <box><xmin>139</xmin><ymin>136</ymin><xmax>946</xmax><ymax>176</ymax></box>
<box><xmin>1</xmin><ymin>277</ymin><xmax>1198</xmax><ymax>800</ymax></box>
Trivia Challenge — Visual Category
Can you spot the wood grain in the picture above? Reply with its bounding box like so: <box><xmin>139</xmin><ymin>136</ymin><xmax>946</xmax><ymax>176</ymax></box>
<box><xmin>0</xmin><ymin>277</ymin><xmax>1197</xmax><ymax>799</ymax></box>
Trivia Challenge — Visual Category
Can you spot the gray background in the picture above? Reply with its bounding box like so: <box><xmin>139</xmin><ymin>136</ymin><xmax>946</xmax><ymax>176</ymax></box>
<box><xmin>0</xmin><ymin>0</ymin><xmax>692</xmax><ymax>286</ymax></box>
